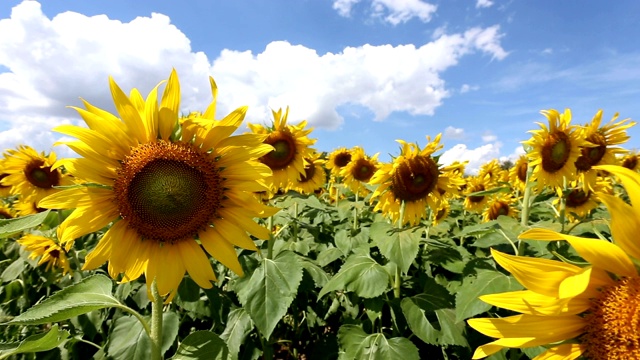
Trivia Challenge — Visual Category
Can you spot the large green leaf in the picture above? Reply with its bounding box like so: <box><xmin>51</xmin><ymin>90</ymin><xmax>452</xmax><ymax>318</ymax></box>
<box><xmin>1</xmin><ymin>259</ymin><xmax>24</xmax><ymax>282</ymax></box>
<box><xmin>401</xmin><ymin>299</ymin><xmax>468</xmax><ymax>347</ymax></box>
<box><xmin>338</xmin><ymin>325</ymin><xmax>419</xmax><ymax>360</ymax></box>
<box><xmin>106</xmin><ymin>312</ymin><xmax>178</xmax><ymax>360</ymax></box>
<box><xmin>318</xmin><ymin>255</ymin><xmax>390</xmax><ymax>299</ymax></box>
<box><xmin>455</xmin><ymin>269</ymin><xmax>523</xmax><ymax>322</ymax></box>
<box><xmin>370</xmin><ymin>222</ymin><xmax>420</xmax><ymax>274</ymax></box>
<box><xmin>236</xmin><ymin>250</ymin><xmax>303</xmax><ymax>340</ymax></box>
<box><xmin>0</xmin><ymin>210</ymin><xmax>51</xmax><ymax>238</ymax></box>
<box><xmin>172</xmin><ymin>331</ymin><xmax>229</xmax><ymax>360</ymax></box>
<box><xmin>0</xmin><ymin>324</ymin><xmax>69</xmax><ymax>359</ymax></box>
<box><xmin>220</xmin><ymin>308</ymin><xmax>253</xmax><ymax>359</ymax></box>
<box><xmin>7</xmin><ymin>274</ymin><xmax>121</xmax><ymax>325</ymax></box>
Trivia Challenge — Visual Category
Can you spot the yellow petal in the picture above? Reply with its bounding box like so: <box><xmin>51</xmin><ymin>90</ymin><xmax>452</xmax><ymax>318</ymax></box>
<box><xmin>467</xmin><ymin>314</ymin><xmax>584</xmax><ymax>344</ymax></box>
<box><xmin>83</xmin><ymin>221</ymin><xmax>124</xmax><ymax>270</ymax></box>
<box><xmin>54</xmin><ymin>125</ymin><xmax>122</xmax><ymax>160</ymax></box>
<box><xmin>519</xmin><ymin>228</ymin><xmax>637</xmax><ymax>277</ymax></box>
<box><xmin>152</xmin><ymin>242</ymin><xmax>186</xmax><ymax>298</ymax></box>
<box><xmin>109</xmin><ymin>76</ymin><xmax>147</xmax><ymax>143</ymax></box>
<box><xmin>220</xmin><ymin>207</ymin><xmax>271</xmax><ymax>239</ymax></box>
<box><xmin>212</xmin><ymin>218</ymin><xmax>258</xmax><ymax>251</ymax></box>
<box><xmin>491</xmin><ymin>249</ymin><xmax>581</xmax><ymax>298</ymax></box>
<box><xmin>533</xmin><ymin>343</ymin><xmax>583</xmax><ymax>360</ymax></box>
<box><xmin>159</xmin><ymin>69</ymin><xmax>180</xmax><ymax>140</ymax></box>
<box><xmin>479</xmin><ymin>290</ymin><xmax>590</xmax><ymax>316</ymax></box>
<box><xmin>143</xmin><ymin>83</ymin><xmax>160</xmax><ymax>141</ymax></box>
<box><xmin>120</xmin><ymin>239</ymin><xmax>150</xmax><ymax>283</ymax></box>
<box><xmin>200</xmin><ymin>126</ymin><xmax>239</xmax><ymax>150</ymax></box>
<box><xmin>39</xmin><ymin>187</ymin><xmax>113</xmax><ymax>209</ymax></box>
<box><xmin>177</xmin><ymin>240</ymin><xmax>216</xmax><ymax>288</ymax></box>
<box><xmin>58</xmin><ymin>204</ymin><xmax>119</xmax><ymax>244</ymax></box>
<box><xmin>472</xmin><ymin>337</ymin><xmax>535</xmax><ymax>359</ymax></box>
<box><xmin>598</xmin><ymin>193</ymin><xmax>640</xmax><ymax>261</ymax></box>
<box><xmin>199</xmin><ymin>227</ymin><xmax>244</xmax><ymax>276</ymax></box>
<box><xmin>595</xmin><ymin>165</ymin><xmax>640</xmax><ymax>209</ymax></box>
<box><xmin>202</xmin><ymin>76</ymin><xmax>218</xmax><ymax>120</ymax></box>
<box><xmin>108</xmin><ymin>224</ymin><xmax>141</xmax><ymax>275</ymax></box>
<box><xmin>558</xmin><ymin>266</ymin><xmax>592</xmax><ymax>299</ymax></box>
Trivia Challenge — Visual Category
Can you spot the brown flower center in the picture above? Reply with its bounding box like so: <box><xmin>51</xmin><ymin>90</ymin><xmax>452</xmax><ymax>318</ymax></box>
<box><xmin>516</xmin><ymin>160</ymin><xmax>528</xmax><ymax>183</ymax></box>
<box><xmin>113</xmin><ymin>141</ymin><xmax>223</xmax><ymax>243</ymax></box>
<box><xmin>260</xmin><ymin>130</ymin><xmax>297</xmax><ymax>170</ymax></box>
<box><xmin>541</xmin><ymin>131</ymin><xmax>571</xmax><ymax>173</ymax></box>
<box><xmin>581</xmin><ymin>276</ymin><xmax>640</xmax><ymax>360</ymax></box>
<box><xmin>391</xmin><ymin>156</ymin><xmax>439</xmax><ymax>202</ymax></box>
<box><xmin>352</xmin><ymin>158</ymin><xmax>375</xmax><ymax>182</ymax></box>
<box><xmin>334</xmin><ymin>152</ymin><xmax>352</xmax><ymax>168</ymax></box>
<box><xmin>468</xmin><ymin>184</ymin><xmax>485</xmax><ymax>203</ymax></box>
<box><xmin>486</xmin><ymin>200</ymin><xmax>510</xmax><ymax>221</ymax></box>
<box><xmin>622</xmin><ymin>155</ymin><xmax>638</xmax><ymax>170</ymax></box>
<box><xmin>24</xmin><ymin>160</ymin><xmax>60</xmax><ymax>189</ymax></box>
<box><xmin>566</xmin><ymin>188</ymin><xmax>590</xmax><ymax>208</ymax></box>
<box><xmin>299</xmin><ymin>160</ymin><xmax>316</xmax><ymax>183</ymax></box>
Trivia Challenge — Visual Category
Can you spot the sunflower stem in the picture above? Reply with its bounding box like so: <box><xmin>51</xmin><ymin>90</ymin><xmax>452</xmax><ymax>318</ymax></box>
<box><xmin>267</xmin><ymin>215</ymin><xmax>275</xmax><ymax>260</ymax></box>
<box><xmin>150</xmin><ymin>278</ymin><xmax>164</xmax><ymax>360</ymax></box>
<box><xmin>393</xmin><ymin>201</ymin><xmax>406</xmax><ymax>299</ymax></box>
<box><xmin>519</xmin><ymin>158</ymin><xmax>534</xmax><ymax>228</ymax></box>
<box><xmin>559</xmin><ymin>176</ymin><xmax>567</xmax><ymax>233</ymax></box>
<box><xmin>292</xmin><ymin>202</ymin><xmax>298</xmax><ymax>241</ymax></box>
<box><xmin>352</xmin><ymin>192</ymin><xmax>359</xmax><ymax>231</ymax></box>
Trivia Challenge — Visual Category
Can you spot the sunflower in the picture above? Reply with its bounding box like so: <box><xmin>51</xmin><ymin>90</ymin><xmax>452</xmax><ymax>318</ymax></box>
<box><xmin>555</xmin><ymin>179</ymin><xmax>612</xmax><ymax>222</ymax></box>
<box><xmin>574</xmin><ymin>110</ymin><xmax>635</xmax><ymax>191</ymax></box>
<box><xmin>437</xmin><ymin>161</ymin><xmax>467</xmax><ymax>199</ymax></box>
<box><xmin>468</xmin><ymin>164</ymin><xmax>640</xmax><ymax>359</ymax></box>
<box><xmin>291</xmin><ymin>152</ymin><xmax>326</xmax><ymax>195</ymax></box>
<box><xmin>477</xmin><ymin>159</ymin><xmax>505</xmax><ymax>186</ymax></box>
<box><xmin>18</xmin><ymin>233</ymin><xmax>71</xmax><ymax>275</ymax></box>
<box><xmin>508</xmin><ymin>155</ymin><xmax>529</xmax><ymax>193</ymax></box>
<box><xmin>432</xmin><ymin>200</ymin><xmax>450</xmax><ymax>226</ymax></box>
<box><xmin>340</xmin><ymin>146</ymin><xmax>379</xmax><ymax>196</ymax></box>
<box><xmin>369</xmin><ymin>134</ymin><xmax>460</xmax><ymax>226</ymax></box>
<box><xmin>463</xmin><ymin>175</ymin><xmax>491</xmax><ymax>214</ymax></box>
<box><xmin>619</xmin><ymin>150</ymin><xmax>640</xmax><ymax>171</ymax></box>
<box><xmin>0</xmin><ymin>160</ymin><xmax>12</xmax><ymax>198</ymax></box>
<box><xmin>522</xmin><ymin>109</ymin><xmax>586</xmax><ymax>191</ymax></box>
<box><xmin>248</xmin><ymin>107</ymin><xmax>316</xmax><ymax>192</ymax></box>
<box><xmin>326</xmin><ymin>147</ymin><xmax>353</xmax><ymax>179</ymax></box>
<box><xmin>13</xmin><ymin>195</ymin><xmax>47</xmax><ymax>216</ymax></box>
<box><xmin>39</xmin><ymin>70</ymin><xmax>277</xmax><ymax>301</ymax></box>
<box><xmin>482</xmin><ymin>193</ymin><xmax>518</xmax><ymax>222</ymax></box>
<box><xmin>0</xmin><ymin>203</ymin><xmax>14</xmax><ymax>219</ymax></box>
<box><xmin>2</xmin><ymin>146</ymin><xmax>73</xmax><ymax>200</ymax></box>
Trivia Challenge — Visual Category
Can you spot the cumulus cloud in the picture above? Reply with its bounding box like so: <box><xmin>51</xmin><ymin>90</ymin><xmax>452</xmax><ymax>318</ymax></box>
<box><xmin>476</xmin><ymin>0</ymin><xmax>494</xmax><ymax>9</ymax></box>
<box><xmin>481</xmin><ymin>131</ymin><xmax>497</xmax><ymax>142</ymax></box>
<box><xmin>443</xmin><ymin>126</ymin><xmax>465</xmax><ymax>139</ymax></box>
<box><xmin>439</xmin><ymin>142</ymin><xmax>503</xmax><ymax>174</ymax></box>
<box><xmin>333</xmin><ymin>0</ymin><xmax>437</xmax><ymax>25</ymax></box>
<box><xmin>0</xmin><ymin>1</ymin><xmax>507</xmax><ymax>154</ymax></box>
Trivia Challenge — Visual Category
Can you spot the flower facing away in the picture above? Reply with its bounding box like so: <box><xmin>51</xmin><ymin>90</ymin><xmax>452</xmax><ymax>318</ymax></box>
<box><xmin>554</xmin><ymin>179</ymin><xmax>612</xmax><ymax>222</ymax></box>
<box><xmin>468</xmin><ymin>165</ymin><xmax>640</xmax><ymax>359</ymax></box>
<box><xmin>508</xmin><ymin>155</ymin><xmax>529</xmax><ymax>193</ymax></box>
<box><xmin>2</xmin><ymin>146</ymin><xmax>73</xmax><ymax>200</ymax></box>
<box><xmin>463</xmin><ymin>176</ymin><xmax>492</xmax><ymax>214</ymax></box>
<box><xmin>247</xmin><ymin>107</ymin><xmax>316</xmax><ymax>192</ymax></box>
<box><xmin>369</xmin><ymin>134</ymin><xmax>462</xmax><ymax>226</ymax></box>
<box><xmin>482</xmin><ymin>193</ymin><xmax>518</xmax><ymax>222</ymax></box>
<box><xmin>326</xmin><ymin>147</ymin><xmax>353</xmax><ymax>179</ymax></box>
<box><xmin>39</xmin><ymin>70</ymin><xmax>278</xmax><ymax>301</ymax></box>
<box><xmin>18</xmin><ymin>233</ymin><xmax>71</xmax><ymax>275</ymax></box>
<box><xmin>291</xmin><ymin>152</ymin><xmax>326</xmax><ymax>195</ymax></box>
<box><xmin>522</xmin><ymin>109</ymin><xmax>586</xmax><ymax>191</ymax></box>
<box><xmin>620</xmin><ymin>150</ymin><xmax>640</xmax><ymax>171</ymax></box>
<box><xmin>340</xmin><ymin>146</ymin><xmax>379</xmax><ymax>196</ymax></box>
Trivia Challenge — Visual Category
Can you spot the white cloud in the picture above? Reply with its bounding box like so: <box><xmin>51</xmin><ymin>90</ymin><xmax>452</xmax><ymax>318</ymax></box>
<box><xmin>443</xmin><ymin>126</ymin><xmax>465</xmax><ymax>139</ymax></box>
<box><xmin>439</xmin><ymin>142</ymin><xmax>503</xmax><ymax>174</ymax></box>
<box><xmin>481</xmin><ymin>131</ymin><xmax>497</xmax><ymax>142</ymax></box>
<box><xmin>460</xmin><ymin>84</ymin><xmax>479</xmax><ymax>93</ymax></box>
<box><xmin>0</xmin><ymin>1</ymin><xmax>507</xmax><ymax>154</ymax></box>
<box><xmin>541</xmin><ymin>48</ymin><xmax>553</xmax><ymax>55</ymax></box>
<box><xmin>476</xmin><ymin>0</ymin><xmax>494</xmax><ymax>9</ymax></box>
<box><xmin>333</xmin><ymin>0</ymin><xmax>437</xmax><ymax>25</ymax></box>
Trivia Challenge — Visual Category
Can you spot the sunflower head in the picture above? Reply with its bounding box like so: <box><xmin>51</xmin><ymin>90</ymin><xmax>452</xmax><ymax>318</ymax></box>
<box><xmin>482</xmin><ymin>193</ymin><xmax>518</xmax><ymax>222</ymax></box>
<box><xmin>291</xmin><ymin>152</ymin><xmax>326</xmax><ymax>195</ymax></box>
<box><xmin>327</xmin><ymin>147</ymin><xmax>353</xmax><ymax>178</ymax></box>
<box><xmin>463</xmin><ymin>175</ymin><xmax>491</xmax><ymax>213</ymax></box>
<box><xmin>508</xmin><ymin>155</ymin><xmax>529</xmax><ymax>192</ymax></box>
<box><xmin>341</xmin><ymin>147</ymin><xmax>379</xmax><ymax>196</ymax></box>
<box><xmin>18</xmin><ymin>233</ymin><xmax>71</xmax><ymax>275</ymax></box>
<box><xmin>620</xmin><ymin>151</ymin><xmax>640</xmax><ymax>171</ymax></box>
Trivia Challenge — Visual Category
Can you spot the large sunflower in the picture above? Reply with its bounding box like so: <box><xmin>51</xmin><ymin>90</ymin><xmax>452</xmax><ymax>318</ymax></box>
<box><xmin>522</xmin><ymin>109</ymin><xmax>586</xmax><ymax>191</ymax></box>
<box><xmin>574</xmin><ymin>110</ymin><xmax>635</xmax><ymax>191</ymax></box>
<box><xmin>2</xmin><ymin>146</ymin><xmax>73</xmax><ymax>200</ymax></box>
<box><xmin>340</xmin><ymin>146</ymin><xmax>379</xmax><ymax>196</ymax></box>
<box><xmin>369</xmin><ymin>134</ymin><xmax>460</xmax><ymax>226</ymax></box>
<box><xmin>468</xmin><ymin>165</ymin><xmax>640</xmax><ymax>359</ymax></box>
<box><xmin>247</xmin><ymin>107</ymin><xmax>316</xmax><ymax>192</ymax></box>
<box><xmin>39</xmin><ymin>70</ymin><xmax>277</xmax><ymax>300</ymax></box>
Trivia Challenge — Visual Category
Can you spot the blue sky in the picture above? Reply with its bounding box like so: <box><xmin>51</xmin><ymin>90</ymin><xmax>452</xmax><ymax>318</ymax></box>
<box><xmin>1</xmin><ymin>0</ymin><xmax>639</xmax><ymax>172</ymax></box>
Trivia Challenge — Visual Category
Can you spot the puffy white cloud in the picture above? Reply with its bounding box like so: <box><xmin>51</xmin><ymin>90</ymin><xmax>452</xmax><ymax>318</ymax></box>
<box><xmin>476</xmin><ymin>0</ymin><xmax>494</xmax><ymax>9</ymax></box>
<box><xmin>439</xmin><ymin>141</ymin><xmax>503</xmax><ymax>174</ymax></box>
<box><xmin>333</xmin><ymin>0</ymin><xmax>437</xmax><ymax>25</ymax></box>
<box><xmin>0</xmin><ymin>1</ymin><xmax>507</xmax><ymax>155</ymax></box>
<box><xmin>443</xmin><ymin>126</ymin><xmax>465</xmax><ymax>139</ymax></box>
<box><xmin>481</xmin><ymin>131</ymin><xmax>497</xmax><ymax>142</ymax></box>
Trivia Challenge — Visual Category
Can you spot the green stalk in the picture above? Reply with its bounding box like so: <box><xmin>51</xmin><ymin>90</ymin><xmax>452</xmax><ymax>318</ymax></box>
<box><xmin>559</xmin><ymin>176</ymin><xmax>568</xmax><ymax>233</ymax></box>
<box><xmin>393</xmin><ymin>201</ymin><xmax>406</xmax><ymax>299</ymax></box>
<box><xmin>520</xmin><ymin>159</ymin><xmax>534</xmax><ymax>227</ymax></box>
<box><xmin>352</xmin><ymin>192</ymin><xmax>359</xmax><ymax>231</ymax></box>
<box><xmin>267</xmin><ymin>215</ymin><xmax>275</xmax><ymax>260</ymax></box>
<box><xmin>149</xmin><ymin>279</ymin><xmax>163</xmax><ymax>360</ymax></box>
<box><xmin>292</xmin><ymin>202</ymin><xmax>299</xmax><ymax>241</ymax></box>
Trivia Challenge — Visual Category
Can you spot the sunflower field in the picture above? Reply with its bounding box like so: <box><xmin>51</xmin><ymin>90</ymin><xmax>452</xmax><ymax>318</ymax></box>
<box><xmin>0</xmin><ymin>70</ymin><xmax>638</xmax><ymax>360</ymax></box>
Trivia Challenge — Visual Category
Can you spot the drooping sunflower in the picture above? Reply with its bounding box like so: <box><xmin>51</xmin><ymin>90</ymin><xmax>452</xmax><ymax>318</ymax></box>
<box><xmin>463</xmin><ymin>175</ymin><xmax>492</xmax><ymax>214</ymax></box>
<box><xmin>326</xmin><ymin>147</ymin><xmax>353</xmax><ymax>180</ymax></box>
<box><xmin>2</xmin><ymin>146</ymin><xmax>73</xmax><ymax>200</ymax></box>
<box><xmin>554</xmin><ymin>179</ymin><xmax>612</xmax><ymax>222</ymax></box>
<box><xmin>482</xmin><ymin>193</ymin><xmax>519</xmax><ymax>222</ymax></box>
<box><xmin>619</xmin><ymin>150</ymin><xmax>640</xmax><ymax>171</ymax></box>
<box><xmin>340</xmin><ymin>146</ymin><xmax>379</xmax><ymax>196</ymax></box>
<box><xmin>39</xmin><ymin>70</ymin><xmax>277</xmax><ymax>300</ymax></box>
<box><xmin>468</xmin><ymin>165</ymin><xmax>640</xmax><ymax>359</ymax></box>
<box><xmin>13</xmin><ymin>195</ymin><xmax>47</xmax><ymax>216</ymax></box>
<box><xmin>247</xmin><ymin>107</ymin><xmax>316</xmax><ymax>192</ymax></box>
<box><xmin>522</xmin><ymin>109</ymin><xmax>586</xmax><ymax>191</ymax></box>
<box><xmin>437</xmin><ymin>160</ymin><xmax>467</xmax><ymax>199</ymax></box>
<box><xmin>291</xmin><ymin>152</ymin><xmax>326</xmax><ymax>195</ymax></box>
<box><xmin>18</xmin><ymin>233</ymin><xmax>71</xmax><ymax>275</ymax></box>
<box><xmin>369</xmin><ymin>134</ymin><xmax>460</xmax><ymax>226</ymax></box>
<box><xmin>432</xmin><ymin>200</ymin><xmax>450</xmax><ymax>226</ymax></box>
<box><xmin>508</xmin><ymin>155</ymin><xmax>529</xmax><ymax>193</ymax></box>
<box><xmin>574</xmin><ymin>110</ymin><xmax>635</xmax><ymax>191</ymax></box>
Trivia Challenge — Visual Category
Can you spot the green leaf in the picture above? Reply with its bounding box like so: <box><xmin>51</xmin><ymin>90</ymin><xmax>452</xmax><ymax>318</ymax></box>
<box><xmin>370</xmin><ymin>222</ymin><xmax>420</xmax><ymax>274</ymax></box>
<box><xmin>400</xmin><ymin>297</ymin><xmax>440</xmax><ymax>345</ymax></box>
<box><xmin>465</xmin><ymin>186</ymin><xmax>509</xmax><ymax>197</ymax></box>
<box><xmin>220</xmin><ymin>308</ymin><xmax>253</xmax><ymax>359</ymax></box>
<box><xmin>318</xmin><ymin>255</ymin><xmax>390</xmax><ymax>299</ymax></box>
<box><xmin>455</xmin><ymin>269</ymin><xmax>523</xmax><ymax>322</ymax></box>
<box><xmin>8</xmin><ymin>274</ymin><xmax>121</xmax><ymax>325</ymax></box>
<box><xmin>172</xmin><ymin>331</ymin><xmax>230</xmax><ymax>360</ymax></box>
<box><xmin>299</xmin><ymin>257</ymin><xmax>330</xmax><ymax>288</ymax></box>
<box><xmin>0</xmin><ymin>324</ymin><xmax>69</xmax><ymax>360</ymax></box>
<box><xmin>1</xmin><ymin>259</ymin><xmax>24</xmax><ymax>282</ymax></box>
<box><xmin>435</xmin><ymin>309</ymin><xmax>469</xmax><ymax>347</ymax></box>
<box><xmin>236</xmin><ymin>250</ymin><xmax>303</xmax><ymax>340</ymax></box>
<box><xmin>0</xmin><ymin>210</ymin><xmax>51</xmax><ymax>238</ymax></box>
<box><xmin>106</xmin><ymin>315</ymin><xmax>150</xmax><ymax>360</ymax></box>
<box><xmin>338</xmin><ymin>325</ymin><xmax>419</xmax><ymax>360</ymax></box>
<box><xmin>316</xmin><ymin>247</ymin><xmax>343</xmax><ymax>267</ymax></box>
<box><xmin>162</xmin><ymin>312</ymin><xmax>180</xmax><ymax>354</ymax></box>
